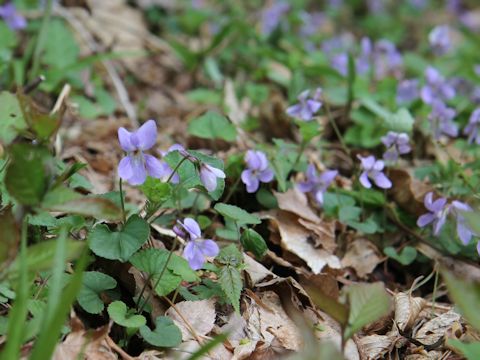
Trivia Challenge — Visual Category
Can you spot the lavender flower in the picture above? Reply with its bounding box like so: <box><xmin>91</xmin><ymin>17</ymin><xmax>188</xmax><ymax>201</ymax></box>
<box><xmin>464</xmin><ymin>108</ymin><xmax>480</xmax><ymax>144</ymax></box>
<box><xmin>0</xmin><ymin>3</ymin><xmax>26</xmax><ymax>30</ymax></box>
<box><xmin>260</xmin><ymin>1</ymin><xmax>290</xmax><ymax>36</ymax></box>
<box><xmin>176</xmin><ymin>218</ymin><xmax>219</xmax><ymax>270</ymax></box>
<box><xmin>408</xmin><ymin>0</ymin><xmax>428</xmax><ymax>9</ymax></box>
<box><xmin>356</xmin><ymin>37</ymin><xmax>372</xmax><ymax>75</ymax></box>
<box><xmin>417</xmin><ymin>192</ymin><xmax>449</xmax><ymax>235</ymax></box>
<box><xmin>299</xmin><ymin>11</ymin><xmax>325</xmax><ymax>37</ymax></box>
<box><xmin>199</xmin><ymin>163</ymin><xmax>225</xmax><ymax>192</ymax></box>
<box><xmin>429</xmin><ymin>25</ymin><xmax>452</xmax><ymax>55</ymax></box>
<box><xmin>372</xmin><ymin>40</ymin><xmax>403</xmax><ymax>80</ymax></box>
<box><xmin>451</xmin><ymin>201</ymin><xmax>476</xmax><ymax>245</ymax></box>
<box><xmin>428</xmin><ymin>100</ymin><xmax>458</xmax><ymax>139</ymax></box>
<box><xmin>241</xmin><ymin>150</ymin><xmax>274</xmax><ymax>193</ymax></box>
<box><xmin>357</xmin><ymin>155</ymin><xmax>392</xmax><ymax>189</ymax></box>
<box><xmin>421</xmin><ymin>66</ymin><xmax>455</xmax><ymax>104</ymax></box>
<box><xmin>396</xmin><ymin>79</ymin><xmax>419</xmax><ymax>104</ymax></box>
<box><xmin>331</xmin><ymin>53</ymin><xmax>348</xmax><ymax>76</ymax></box>
<box><xmin>297</xmin><ymin>164</ymin><xmax>337</xmax><ymax>205</ymax></box>
<box><xmin>118</xmin><ymin>120</ymin><xmax>164</xmax><ymax>186</ymax></box>
<box><xmin>381</xmin><ymin>131</ymin><xmax>411</xmax><ymax>162</ymax></box>
<box><xmin>286</xmin><ymin>88</ymin><xmax>323</xmax><ymax>121</ymax></box>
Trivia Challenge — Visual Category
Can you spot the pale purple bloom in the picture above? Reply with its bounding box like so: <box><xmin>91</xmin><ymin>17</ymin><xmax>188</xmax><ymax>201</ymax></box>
<box><xmin>0</xmin><ymin>3</ymin><xmax>26</xmax><ymax>30</ymax></box>
<box><xmin>408</xmin><ymin>0</ymin><xmax>428</xmax><ymax>9</ymax></box>
<box><xmin>449</xmin><ymin>77</ymin><xmax>473</xmax><ymax>97</ymax></box>
<box><xmin>241</xmin><ymin>150</ymin><xmax>274</xmax><ymax>193</ymax></box>
<box><xmin>260</xmin><ymin>1</ymin><xmax>290</xmax><ymax>36</ymax></box>
<box><xmin>199</xmin><ymin>163</ymin><xmax>225</xmax><ymax>192</ymax></box>
<box><xmin>421</xmin><ymin>67</ymin><xmax>455</xmax><ymax>104</ymax></box>
<box><xmin>356</xmin><ymin>37</ymin><xmax>372</xmax><ymax>75</ymax></box>
<box><xmin>381</xmin><ymin>131</ymin><xmax>411</xmax><ymax>162</ymax></box>
<box><xmin>297</xmin><ymin>165</ymin><xmax>337</xmax><ymax>206</ymax></box>
<box><xmin>397</xmin><ymin>79</ymin><xmax>420</xmax><ymax>104</ymax></box>
<box><xmin>464</xmin><ymin>108</ymin><xmax>480</xmax><ymax>144</ymax></box>
<box><xmin>177</xmin><ymin>218</ymin><xmax>219</xmax><ymax>270</ymax></box>
<box><xmin>372</xmin><ymin>40</ymin><xmax>403</xmax><ymax>80</ymax></box>
<box><xmin>429</xmin><ymin>25</ymin><xmax>452</xmax><ymax>55</ymax></box>
<box><xmin>428</xmin><ymin>100</ymin><xmax>458</xmax><ymax>139</ymax></box>
<box><xmin>118</xmin><ymin>120</ymin><xmax>164</xmax><ymax>186</ymax></box>
<box><xmin>471</xmin><ymin>87</ymin><xmax>480</xmax><ymax>105</ymax></box>
<box><xmin>451</xmin><ymin>201</ymin><xmax>476</xmax><ymax>245</ymax></box>
<box><xmin>331</xmin><ymin>53</ymin><xmax>348</xmax><ymax>76</ymax></box>
<box><xmin>460</xmin><ymin>11</ymin><xmax>480</xmax><ymax>32</ymax></box>
<box><xmin>299</xmin><ymin>11</ymin><xmax>325</xmax><ymax>37</ymax></box>
<box><xmin>328</xmin><ymin>0</ymin><xmax>343</xmax><ymax>10</ymax></box>
<box><xmin>357</xmin><ymin>155</ymin><xmax>392</xmax><ymax>189</ymax></box>
<box><xmin>286</xmin><ymin>88</ymin><xmax>323</xmax><ymax>121</ymax></box>
<box><xmin>417</xmin><ymin>192</ymin><xmax>449</xmax><ymax>235</ymax></box>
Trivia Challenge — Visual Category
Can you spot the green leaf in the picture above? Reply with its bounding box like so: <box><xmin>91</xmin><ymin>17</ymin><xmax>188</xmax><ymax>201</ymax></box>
<box><xmin>385</xmin><ymin>108</ymin><xmax>414</xmax><ymax>133</ymax></box>
<box><xmin>188</xmin><ymin>111</ymin><xmax>237</xmax><ymax>141</ymax></box>
<box><xmin>384</xmin><ymin>246</ymin><xmax>417</xmax><ymax>265</ymax></box>
<box><xmin>18</xmin><ymin>93</ymin><xmax>60</xmax><ymax>141</ymax></box>
<box><xmin>214</xmin><ymin>203</ymin><xmax>261</xmax><ymax>225</ymax></box>
<box><xmin>88</xmin><ymin>215</ymin><xmax>150</xmax><ymax>262</ymax></box>
<box><xmin>5</xmin><ymin>143</ymin><xmax>51</xmax><ymax>206</ymax></box>
<box><xmin>447</xmin><ymin>339</ymin><xmax>480</xmax><ymax>360</ymax></box>
<box><xmin>344</xmin><ymin>282</ymin><xmax>391</xmax><ymax>339</ymax></box>
<box><xmin>41</xmin><ymin>186</ymin><xmax>81</xmax><ymax>207</ymax></box>
<box><xmin>219</xmin><ymin>266</ymin><xmax>242</xmax><ymax>313</ymax></box>
<box><xmin>154</xmin><ymin>271</ymin><xmax>182</xmax><ymax>296</ymax></box>
<box><xmin>442</xmin><ymin>270</ymin><xmax>480</xmax><ymax>332</ymax></box>
<box><xmin>140</xmin><ymin>316</ymin><xmax>182</xmax><ymax>348</ymax></box>
<box><xmin>216</xmin><ymin>244</ymin><xmax>243</xmax><ymax>266</ymax></box>
<box><xmin>45</xmin><ymin>197</ymin><xmax>123</xmax><ymax>221</ymax></box>
<box><xmin>0</xmin><ymin>91</ymin><xmax>26</xmax><ymax>145</ymax></box>
<box><xmin>108</xmin><ymin>301</ymin><xmax>146</xmax><ymax>328</ymax></box>
<box><xmin>347</xmin><ymin>216</ymin><xmax>379</xmax><ymax>234</ymax></box>
<box><xmin>463</xmin><ymin>212</ymin><xmax>480</xmax><ymax>237</ymax></box>
<box><xmin>77</xmin><ymin>271</ymin><xmax>117</xmax><ymax>314</ymax></box>
<box><xmin>255</xmin><ymin>188</ymin><xmax>278</xmax><ymax>209</ymax></box>
<box><xmin>297</xmin><ymin>120</ymin><xmax>320</xmax><ymax>142</ymax></box>
<box><xmin>139</xmin><ymin>178</ymin><xmax>172</xmax><ymax>204</ymax></box>
<box><xmin>240</xmin><ymin>229</ymin><xmax>268</xmax><ymax>258</ymax></box>
<box><xmin>42</xmin><ymin>19</ymin><xmax>79</xmax><ymax>69</ymax></box>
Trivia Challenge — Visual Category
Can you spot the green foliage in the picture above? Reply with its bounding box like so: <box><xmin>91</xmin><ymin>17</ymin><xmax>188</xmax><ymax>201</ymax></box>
<box><xmin>139</xmin><ymin>316</ymin><xmax>182</xmax><ymax>348</ymax></box>
<box><xmin>139</xmin><ymin>178</ymin><xmax>172</xmax><ymax>204</ymax></box>
<box><xmin>240</xmin><ymin>228</ymin><xmax>268</xmax><ymax>258</ymax></box>
<box><xmin>108</xmin><ymin>301</ymin><xmax>146</xmax><ymax>328</ymax></box>
<box><xmin>0</xmin><ymin>91</ymin><xmax>26</xmax><ymax>145</ymax></box>
<box><xmin>188</xmin><ymin>111</ymin><xmax>237</xmax><ymax>141</ymax></box>
<box><xmin>88</xmin><ymin>215</ymin><xmax>150</xmax><ymax>262</ymax></box>
<box><xmin>77</xmin><ymin>271</ymin><xmax>117</xmax><ymax>314</ymax></box>
<box><xmin>214</xmin><ymin>203</ymin><xmax>261</xmax><ymax>226</ymax></box>
<box><xmin>219</xmin><ymin>266</ymin><xmax>242</xmax><ymax>313</ymax></box>
<box><xmin>343</xmin><ymin>282</ymin><xmax>391</xmax><ymax>339</ymax></box>
<box><xmin>447</xmin><ymin>339</ymin><xmax>480</xmax><ymax>360</ymax></box>
<box><xmin>384</xmin><ymin>246</ymin><xmax>417</xmax><ymax>265</ymax></box>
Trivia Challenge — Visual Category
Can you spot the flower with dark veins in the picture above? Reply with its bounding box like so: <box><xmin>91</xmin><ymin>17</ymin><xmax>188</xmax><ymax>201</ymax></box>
<box><xmin>286</xmin><ymin>88</ymin><xmax>323</xmax><ymax>121</ymax></box>
<box><xmin>417</xmin><ymin>192</ymin><xmax>450</xmax><ymax>235</ymax></box>
<box><xmin>381</xmin><ymin>131</ymin><xmax>411</xmax><ymax>162</ymax></box>
<box><xmin>428</xmin><ymin>100</ymin><xmax>458</xmax><ymax>139</ymax></box>
<box><xmin>357</xmin><ymin>155</ymin><xmax>392</xmax><ymax>189</ymax></box>
<box><xmin>297</xmin><ymin>164</ymin><xmax>337</xmax><ymax>206</ymax></box>
<box><xmin>0</xmin><ymin>3</ymin><xmax>26</xmax><ymax>30</ymax></box>
<box><xmin>176</xmin><ymin>218</ymin><xmax>219</xmax><ymax>270</ymax></box>
<box><xmin>117</xmin><ymin>120</ymin><xmax>164</xmax><ymax>186</ymax></box>
<box><xmin>241</xmin><ymin>150</ymin><xmax>274</xmax><ymax>193</ymax></box>
<box><xmin>464</xmin><ymin>108</ymin><xmax>480</xmax><ymax>144</ymax></box>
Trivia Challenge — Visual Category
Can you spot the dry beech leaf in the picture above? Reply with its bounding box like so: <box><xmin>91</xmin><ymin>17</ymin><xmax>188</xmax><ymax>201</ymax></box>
<box><xmin>357</xmin><ymin>331</ymin><xmax>399</xmax><ymax>360</ymax></box>
<box><xmin>394</xmin><ymin>292</ymin><xmax>427</xmax><ymax>331</ymax></box>
<box><xmin>53</xmin><ymin>314</ymin><xmax>115</xmax><ymax>360</ymax></box>
<box><xmin>243</xmin><ymin>254</ymin><xmax>275</xmax><ymax>286</ymax></box>
<box><xmin>341</xmin><ymin>238</ymin><xmax>382</xmax><ymax>278</ymax></box>
<box><xmin>261</xmin><ymin>210</ymin><xmax>341</xmax><ymax>274</ymax></box>
<box><xmin>243</xmin><ymin>291</ymin><xmax>302</xmax><ymax>351</ymax></box>
<box><xmin>274</xmin><ymin>189</ymin><xmax>320</xmax><ymax>223</ymax></box>
<box><xmin>314</xmin><ymin>322</ymin><xmax>360</xmax><ymax>360</ymax></box>
<box><xmin>404</xmin><ymin>351</ymin><xmax>444</xmax><ymax>360</ymax></box>
<box><xmin>168</xmin><ymin>340</ymin><xmax>232</xmax><ymax>360</ymax></box>
<box><xmin>165</xmin><ymin>299</ymin><xmax>216</xmax><ymax>341</ymax></box>
<box><xmin>297</xmin><ymin>218</ymin><xmax>337</xmax><ymax>253</ymax></box>
<box><xmin>413</xmin><ymin>310</ymin><xmax>461</xmax><ymax>346</ymax></box>
<box><xmin>389</xmin><ymin>169</ymin><xmax>432</xmax><ymax>216</ymax></box>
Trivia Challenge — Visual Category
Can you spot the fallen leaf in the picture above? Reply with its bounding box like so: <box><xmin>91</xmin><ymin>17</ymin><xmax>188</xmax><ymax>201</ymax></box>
<box><xmin>394</xmin><ymin>292</ymin><xmax>426</xmax><ymax>331</ymax></box>
<box><xmin>413</xmin><ymin>310</ymin><xmax>461</xmax><ymax>346</ymax></box>
<box><xmin>357</xmin><ymin>331</ymin><xmax>398</xmax><ymax>360</ymax></box>
<box><xmin>274</xmin><ymin>188</ymin><xmax>320</xmax><ymax>223</ymax></box>
<box><xmin>389</xmin><ymin>169</ymin><xmax>432</xmax><ymax>216</ymax></box>
<box><xmin>341</xmin><ymin>238</ymin><xmax>382</xmax><ymax>278</ymax></box>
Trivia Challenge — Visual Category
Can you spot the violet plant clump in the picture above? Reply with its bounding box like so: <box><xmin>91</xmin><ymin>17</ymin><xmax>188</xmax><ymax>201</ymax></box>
<box><xmin>286</xmin><ymin>88</ymin><xmax>323</xmax><ymax>121</ymax></box>
<box><xmin>396</xmin><ymin>79</ymin><xmax>419</xmax><ymax>104</ymax></box>
<box><xmin>357</xmin><ymin>155</ymin><xmax>392</xmax><ymax>189</ymax></box>
<box><xmin>421</xmin><ymin>66</ymin><xmax>456</xmax><ymax>105</ymax></box>
<box><xmin>428</xmin><ymin>100</ymin><xmax>458</xmax><ymax>139</ymax></box>
<box><xmin>463</xmin><ymin>108</ymin><xmax>480</xmax><ymax>144</ymax></box>
<box><xmin>417</xmin><ymin>192</ymin><xmax>449</xmax><ymax>235</ymax></box>
<box><xmin>241</xmin><ymin>150</ymin><xmax>274</xmax><ymax>193</ymax></box>
<box><xmin>381</xmin><ymin>131</ymin><xmax>411</xmax><ymax>162</ymax></box>
<box><xmin>297</xmin><ymin>164</ymin><xmax>337</xmax><ymax>206</ymax></box>
<box><xmin>429</xmin><ymin>25</ymin><xmax>452</xmax><ymax>55</ymax></box>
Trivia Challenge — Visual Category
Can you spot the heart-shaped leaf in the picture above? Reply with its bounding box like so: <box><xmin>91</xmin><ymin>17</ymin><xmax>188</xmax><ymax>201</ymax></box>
<box><xmin>214</xmin><ymin>203</ymin><xmax>261</xmax><ymax>225</ymax></box>
<box><xmin>88</xmin><ymin>215</ymin><xmax>149</xmax><ymax>262</ymax></box>
<box><xmin>77</xmin><ymin>271</ymin><xmax>117</xmax><ymax>314</ymax></box>
<box><xmin>384</xmin><ymin>246</ymin><xmax>417</xmax><ymax>265</ymax></box>
<box><xmin>107</xmin><ymin>301</ymin><xmax>146</xmax><ymax>328</ymax></box>
<box><xmin>140</xmin><ymin>316</ymin><xmax>182</xmax><ymax>347</ymax></box>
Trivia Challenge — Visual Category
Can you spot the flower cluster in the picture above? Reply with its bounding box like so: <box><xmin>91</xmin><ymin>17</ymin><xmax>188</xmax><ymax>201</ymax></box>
<box><xmin>241</xmin><ymin>150</ymin><xmax>274</xmax><ymax>193</ymax></box>
<box><xmin>396</xmin><ymin>79</ymin><xmax>419</xmax><ymax>104</ymax></box>
<box><xmin>428</xmin><ymin>100</ymin><xmax>458</xmax><ymax>139</ymax></box>
<box><xmin>429</xmin><ymin>25</ymin><xmax>452</xmax><ymax>56</ymax></box>
<box><xmin>175</xmin><ymin>218</ymin><xmax>219</xmax><ymax>270</ymax></box>
<box><xmin>421</xmin><ymin>67</ymin><xmax>455</xmax><ymax>105</ymax></box>
<box><xmin>0</xmin><ymin>2</ymin><xmax>26</xmax><ymax>30</ymax></box>
<box><xmin>286</xmin><ymin>88</ymin><xmax>323</xmax><ymax>121</ymax></box>
<box><xmin>381</xmin><ymin>131</ymin><xmax>411</xmax><ymax>162</ymax></box>
<box><xmin>297</xmin><ymin>164</ymin><xmax>337</xmax><ymax>206</ymax></box>
<box><xmin>260</xmin><ymin>1</ymin><xmax>289</xmax><ymax>36</ymax></box>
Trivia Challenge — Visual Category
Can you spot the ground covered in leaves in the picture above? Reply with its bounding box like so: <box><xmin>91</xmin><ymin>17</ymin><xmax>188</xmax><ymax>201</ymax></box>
<box><xmin>1</xmin><ymin>0</ymin><xmax>480</xmax><ymax>359</ymax></box>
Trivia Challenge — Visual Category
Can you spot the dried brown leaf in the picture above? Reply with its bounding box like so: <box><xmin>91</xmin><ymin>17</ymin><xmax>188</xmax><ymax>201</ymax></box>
<box><xmin>341</xmin><ymin>238</ymin><xmax>382</xmax><ymax>278</ymax></box>
<box><xmin>394</xmin><ymin>292</ymin><xmax>427</xmax><ymax>331</ymax></box>
<box><xmin>413</xmin><ymin>310</ymin><xmax>461</xmax><ymax>346</ymax></box>
<box><xmin>274</xmin><ymin>189</ymin><xmax>320</xmax><ymax>223</ymax></box>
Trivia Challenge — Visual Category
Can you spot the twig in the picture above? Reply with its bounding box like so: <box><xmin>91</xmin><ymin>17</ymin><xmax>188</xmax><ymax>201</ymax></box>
<box><xmin>50</xmin><ymin>84</ymin><xmax>71</xmax><ymax>115</ymax></box>
<box><xmin>106</xmin><ymin>335</ymin><xmax>134</xmax><ymax>360</ymax></box>
<box><xmin>162</xmin><ymin>296</ymin><xmax>204</xmax><ymax>346</ymax></box>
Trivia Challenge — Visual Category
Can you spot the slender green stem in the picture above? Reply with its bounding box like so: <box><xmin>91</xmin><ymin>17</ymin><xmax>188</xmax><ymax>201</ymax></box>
<box><xmin>30</xmin><ymin>0</ymin><xmax>53</xmax><ymax>81</ymax></box>
<box><xmin>291</xmin><ymin>140</ymin><xmax>307</xmax><ymax>172</ymax></box>
<box><xmin>222</xmin><ymin>175</ymin><xmax>242</xmax><ymax>204</ymax></box>
<box><xmin>119</xmin><ymin>179</ymin><xmax>126</xmax><ymax>225</ymax></box>
<box><xmin>324</xmin><ymin>101</ymin><xmax>350</xmax><ymax>156</ymax></box>
<box><xmin>137</xmin><ymin>236</ymin><xmax>179</xmax><ymax>314</ymax></box>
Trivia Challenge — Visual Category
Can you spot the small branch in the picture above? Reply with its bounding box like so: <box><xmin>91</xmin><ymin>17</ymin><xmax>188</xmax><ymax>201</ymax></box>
<box><xmin>106</xmin><ymin>335</ymin><xmax>134</xmax><ymax>360</ymax></box>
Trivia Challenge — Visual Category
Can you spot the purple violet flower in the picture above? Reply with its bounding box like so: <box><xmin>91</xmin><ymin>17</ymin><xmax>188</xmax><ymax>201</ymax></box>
<box><xmin>372</xmin><ymin>40</ymin><xmax>403</xmax><ymax>80</ymax></box>
<box><xmin>241</xmin><ymin>150</ymin><xmax>274</xmax><ymax>193</ymax></box>
<box><xmin>429</xmin><ymin>25</ymin><xmax>452</xmax><ymax>55</ymax></box>
<box><xmin>117</xmin><ymin>120</ymin><xmax>164</xmax><ymax>186</ymax></box>
<box><xmin>299</xmin><ymin>11</ymin><xmax>325</xmax><ymax>37</ymax></box>
<box><xmin>421</xmin><ymin>66</ymin><xmax>455</xmax><ymax>105</ymax></box>
<box><xmin>199</xmin><ymin>163</ymin><xmax>225</xmax><ymax>192</ymax></box>
<box><xmin>428</xmin><ymin>100</ymin><xmax>458</xmax><ymax>139</ymax></box>
<box><xmin>297</xmin><ymin>164</ymin><xmax>337</xmax><ymax>206</ymax></box>
<box><xmin>464</xmin><ymin>108</ymin><xmax>480</xmax><ymax>144</ymax></box>
<box><xmin>451</xmin><ymin>201</ymin><xmax>476</xmax><ymax>246</ymax></box>
<box><xmin>286</xmin><ymin>88</ymin><xmax>323</xmax><ymax>121</ymax></box>
<box><xmin>331</xmin><ymin>53</ymin><xmax>348</xmax><ymax>76</ymax></box>
<box><xmin>357</xmin><ymin>155</ymin><xmax>392</xmax><ymax>189</ymax></box>
<box><xmin>260</xmin><ymin>1</ymin><xmax>290</xmax><ymax>36</ymax></box>
<box><xmin>0</xmin><ymin>3</ymin><xmax>26</xmax><ymax>30</ymax></box>
<box><xmin>356</xmin><ymin>37</ymin><xmax>372</xmax><ymax>75</ymax></box>
<box><xmin>176</xmin><ymin>218</ymin><xmax>219</xmax><ymax>270</ymax></box>
<box><xmin>396</xmin><ymin>79</ymin><xmax>420</xmax><ymax>104</ymax></box>
<box><xmin>381</xmin><ymin>131</ymin><xmax>411</xmax><ymax>162</ymax></box>
<box><xmin>417</xmin><ymin>192</ymin><xmax>449</xmax><ymax>235</ymax></box>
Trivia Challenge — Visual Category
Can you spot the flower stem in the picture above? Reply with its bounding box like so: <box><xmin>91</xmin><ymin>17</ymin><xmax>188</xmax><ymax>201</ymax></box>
<box><xmin>137</xmin><ymin>236</ymin><xmax>179</xmax><ymax>314</ymax></box>
<box><xmin>119</xmin><ymin>179</ymin><xmax>126</xmax><ymax>225</ymax></box>
<box><xmin>324</xmin><ymin>101</ymin><xmax>350</xmax><ymax>156</ymax></box>
<box><xmin>291</xmin><ymin>140</ymin><xmax>307</xmax><ymax>172</ymax></box>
